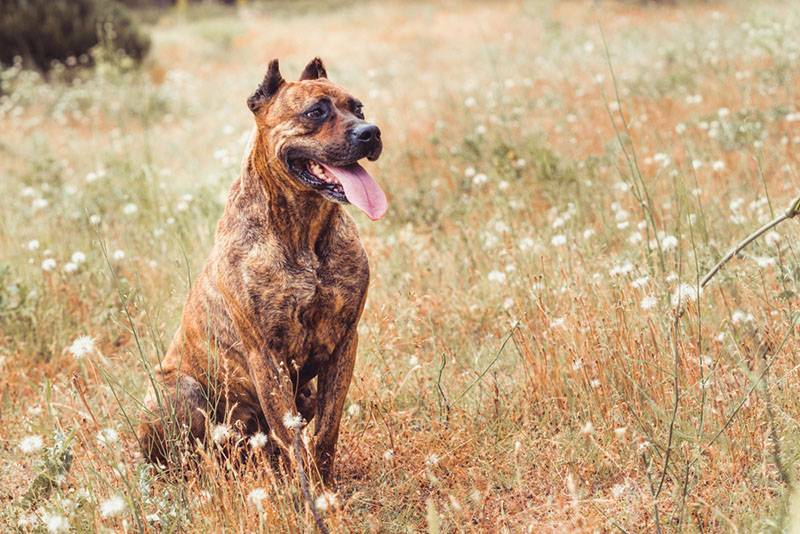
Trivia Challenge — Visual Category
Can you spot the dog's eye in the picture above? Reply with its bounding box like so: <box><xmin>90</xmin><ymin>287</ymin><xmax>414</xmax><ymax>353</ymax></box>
<box><xmin>353</xmin><ymin>103</ymin><xmax>364</xmax><ymax>119</ymax></box>
<box><xmin>304</xmin><ymin>105</ymin><xmax>328</xmax><ymax>120</ymax></box>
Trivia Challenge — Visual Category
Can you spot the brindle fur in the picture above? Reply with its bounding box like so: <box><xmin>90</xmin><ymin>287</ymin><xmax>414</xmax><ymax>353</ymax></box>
<box><xmin>138</xmin><ymin>58</ymin><xmax>379</xmax><ymax>485</ymax></box>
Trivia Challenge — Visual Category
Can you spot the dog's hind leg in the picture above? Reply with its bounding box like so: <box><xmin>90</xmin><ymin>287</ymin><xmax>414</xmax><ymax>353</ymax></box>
<box><xmin>138</xmin><ymin>372</ymin><xmax>208</xmax><ymax>466</ymax></box>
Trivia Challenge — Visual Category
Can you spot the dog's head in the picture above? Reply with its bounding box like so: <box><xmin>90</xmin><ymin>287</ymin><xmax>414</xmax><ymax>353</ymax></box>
<box><xmin>247</xmin><ymin>58</ymin><xmax>387</xmax><ymax>220</ymax></box>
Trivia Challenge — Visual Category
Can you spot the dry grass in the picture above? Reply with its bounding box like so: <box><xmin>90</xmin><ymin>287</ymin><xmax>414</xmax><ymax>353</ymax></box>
<box><xmin>2</xmin><ymin>0</ymin><xmax>800</xmax><ymax>531</ymax></box>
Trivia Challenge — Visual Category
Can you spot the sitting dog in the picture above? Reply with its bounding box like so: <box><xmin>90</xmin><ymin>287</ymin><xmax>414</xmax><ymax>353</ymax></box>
<box><xmin>138</xmin><ymin>57</ymin><xmax>387</xmax><ymax>485</ymax></box>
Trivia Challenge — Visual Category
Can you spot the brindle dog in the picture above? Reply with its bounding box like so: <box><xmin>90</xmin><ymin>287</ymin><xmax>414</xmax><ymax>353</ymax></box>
<box><xmin>137</xmin><ymin>58</ymin><xmax>387</xmax><ymax>485</ymax></box>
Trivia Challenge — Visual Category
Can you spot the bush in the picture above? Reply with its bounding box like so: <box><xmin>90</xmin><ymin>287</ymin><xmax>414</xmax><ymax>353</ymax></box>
<box><xmin>0</xmin><ymin>0</ymin><xmax>150</xmax><ymax>71</ymax></box>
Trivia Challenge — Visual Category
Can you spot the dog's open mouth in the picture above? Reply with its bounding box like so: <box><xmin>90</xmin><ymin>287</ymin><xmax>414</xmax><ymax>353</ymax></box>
<box><xmin>290</xmin><ymin>159</ymin><xmax>388</xmax><ymax>220</ymax></box>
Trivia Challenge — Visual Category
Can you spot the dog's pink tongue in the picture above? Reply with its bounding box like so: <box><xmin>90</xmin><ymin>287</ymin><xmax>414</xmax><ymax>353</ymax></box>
<box><xmin>320</xmin><ymin>162</ymin><xmax>387</xmax><ymax>220</ymax></box>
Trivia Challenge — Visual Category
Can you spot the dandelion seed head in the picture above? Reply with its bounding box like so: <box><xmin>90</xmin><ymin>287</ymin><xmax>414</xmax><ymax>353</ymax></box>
<box><xmin>99</xmin><ymin>495</ymin><xmax>126</xmax><ymax>518</ymax></box>
<box><xmin>671</xmin><ymin>283</ymin><xmax>700</xmax><ymax>308</ymax></box>
<box><xmin>19</xmin><ymin>435</ymin><xmax>43</xmax><ymax>453</ymax></box>
<box><xmin>248</xmin><ymin>488</ymin><xmax>268</xmax><ymax>512</ymax></box>
<box><xmin>282</xmin><ymin>412</ymin><xmax>303</xmax><ymax>430</ymax></box>
<box><xmin>43</xmin><ymin>513</ymin><xmax>69</xmax><ymax>533</ymax></box>
<box><xmin>249</xmin><ymin>432</ymin><xmax>268</xmax><ymax>449</ymax></box>
<box><xmin>314</xmin><ymin>492</ymin><xmax>337</xmax><ymax>512</ymax></box>
<box><xmin>487</xmin><ymin>270</ymin><xmax>506</xmax><ymax>284</ymax></box>
<box><xmin>211</xmin><ymin>424</ymin><xmax>231</xmax><ymax>443</ymax></box>
<box><xmin>68</xmin><ymin>336</ymin><xmax>95</xmax><ymax>359</ymax></box>
<box><xmin>640</xmin><ymin>296</ymin><xmax>657</xmax><ymax>310</ymax></box>
<box><xmin>97</xmin><ymin>428</ymin><xmax>119</xmax><ymax>446</ymax></box>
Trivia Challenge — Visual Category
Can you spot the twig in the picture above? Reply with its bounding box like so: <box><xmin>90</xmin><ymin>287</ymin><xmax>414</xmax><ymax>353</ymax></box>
<box><xmin>71</xmin><ymin>373</ymin><xmax>99</xmax><ymax>429</ymax></box>
<box><xmin>698</xmin><ymin>194</ymin><xmax>800</xmax><ymax>290</ymax></box>
<box><xmin>436</xmin><ymin>352</ymin><xmax>451</xmax><ymax>422</ymax></box>
<box><xmin>293</xmin><ymin>429</ymin><xmax>329</xmax><ymax>534</ymax></box>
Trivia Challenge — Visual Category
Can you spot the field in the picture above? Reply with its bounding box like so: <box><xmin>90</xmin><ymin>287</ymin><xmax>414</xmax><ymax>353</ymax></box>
<box><xmin>2</xmin><ymin>0</ymin><xmax>800</xmax><ymax>531</ymax></box>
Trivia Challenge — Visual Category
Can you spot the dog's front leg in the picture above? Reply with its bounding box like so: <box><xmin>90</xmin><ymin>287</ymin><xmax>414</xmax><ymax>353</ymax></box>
<box><xmin>314</xmin><ymin>332</ymin><xmax>358</xmax><ymax>486</ymax></box>
<box><xmin>246</xmin><ymin>349</ymin><xmax>301</xmax><ymax>456</ymax></box>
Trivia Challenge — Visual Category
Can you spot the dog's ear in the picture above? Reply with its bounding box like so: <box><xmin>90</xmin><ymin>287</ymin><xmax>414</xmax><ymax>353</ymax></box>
<box><xmin>299</xmin><ymin>57</ymin><xmax>327</xmax><ymax>81</ymax></box>
<box><xmin>247</xmin><ymin>59</ymin><xmax>285</xmax><ymax>113</ymax></box>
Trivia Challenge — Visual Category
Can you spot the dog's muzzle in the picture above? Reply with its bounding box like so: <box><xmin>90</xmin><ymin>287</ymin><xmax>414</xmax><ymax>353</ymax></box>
<box><xmin>348</xmin><ymin>122</ymin><xmax>382</xmax><ymax>161</ymax></box>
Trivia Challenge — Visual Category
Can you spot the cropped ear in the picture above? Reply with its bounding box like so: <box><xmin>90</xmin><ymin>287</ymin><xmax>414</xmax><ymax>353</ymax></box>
<box><xmin>247</xmin><ymin>59</ymin><xmax>285</xmax><ymax>113</ymax></box>
<box><xmin>299</xmin><ymin>57</ymin><xmax>327</xmax><ymax>81</ymax></box>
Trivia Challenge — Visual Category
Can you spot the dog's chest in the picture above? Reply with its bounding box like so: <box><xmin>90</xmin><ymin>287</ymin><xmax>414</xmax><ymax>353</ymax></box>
<box><xmin>260</xmin><ymin>247</ymin><xmax>368</xmax><ymax>365</ymax></box>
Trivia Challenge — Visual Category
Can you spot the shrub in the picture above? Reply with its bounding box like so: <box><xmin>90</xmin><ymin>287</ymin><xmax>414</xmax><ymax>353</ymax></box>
<box><xmin>0</xmin><ymin>0</ymin><xmax>151</xmax><ymax>71</ymax></box>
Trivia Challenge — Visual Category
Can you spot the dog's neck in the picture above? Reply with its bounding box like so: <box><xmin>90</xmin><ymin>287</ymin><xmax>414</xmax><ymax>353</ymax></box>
<box><xmin>222</xmin><ymin>138</ymin><xmax>339</xmax><ymax>255</ymax></box>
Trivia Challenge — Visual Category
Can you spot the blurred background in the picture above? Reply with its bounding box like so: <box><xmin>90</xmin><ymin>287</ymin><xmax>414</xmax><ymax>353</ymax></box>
<box><xmin>2</xmin><ymin>0</ymin><xmax>800</xmax><ymax>532</ymax></box>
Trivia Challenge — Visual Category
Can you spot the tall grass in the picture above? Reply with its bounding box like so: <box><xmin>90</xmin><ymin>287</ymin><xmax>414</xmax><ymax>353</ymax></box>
<box><xmin>2</xmin><ymin>0</ymin><xmax>800</xmax><ymax>531</ymax></box>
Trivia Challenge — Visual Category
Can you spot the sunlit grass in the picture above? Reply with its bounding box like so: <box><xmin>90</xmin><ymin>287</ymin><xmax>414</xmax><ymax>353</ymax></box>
<box><xmin>2</xmin><ymin>0</ymin><xmax>800</xmax><ymax>531</ymax></box>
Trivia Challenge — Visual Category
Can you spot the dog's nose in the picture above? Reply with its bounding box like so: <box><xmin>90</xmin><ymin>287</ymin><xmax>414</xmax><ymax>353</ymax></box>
<box><xmin>350</xmin><ymin>123</ymin><xmax>381</xmax><ymax>144</ymax></box>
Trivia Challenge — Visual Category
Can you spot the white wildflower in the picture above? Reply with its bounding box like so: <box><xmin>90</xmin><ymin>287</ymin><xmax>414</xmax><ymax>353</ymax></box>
<box><xmin>609</xmin><ymin>262</ymin><xmax>634</xmax><ymax>277</ymax></box>
<box><xmin>122</xmin><ymin>203</ymin><xmax>138</xmax><ymax>215</ymax></box>
<box><xmin>347</xmin><ymin>403</ymin><xmax>361</xmax><ymax>417</ymax></box>
<box><xmin>248</xmin><ymin>488</ymin><xmax>268</xmax><ymax>512</ymax></box>
<box><xmin>43</xmin><ymin>512</ymin><xmax>69</xmax><ymax>533</ymax></box>
<box><xmin>112</xmin><ymin>249</ymin><xmax>125</xmax><ymax>261</ymax></box>
<box><xmin>518</xmin><ymin>237</ymin><xmax>535</xmax><ymax>251</ymax></box>
<box><xmin>640</xmin><ymin>296</ymin><xmax>657</xmax><ymax>310</ymax></box>
<box><xmin>41</xmin><ymin>258</ymin><xmax>57</xmax><ymax>272</ymax></box>
<box><xmin>97</xmin><ymin>428</ymin><xmax>119</xmax><ymax>446</ymax></box>
<box><xmin>27</xmin><ymin>239</ymin><xmax>40</xmax><ymax>251</ymax></box>
<box><xmin>19</xmin><ymin>435</ymin><xmax>43</xmax><ymax>453</ymax></box>
<box><xmin>765</xmin><ymin>231</ymin><xmax>781</xmax><ymax>247</ymax></box>
<box><xmin>551</xmin><ymin>234</ymin><xmax>567</xmax><ymax>246</ymax></box>
<box><xmin>383</xmin><ymin>449</ymin><xmax>395</xmax><ymax>461</ymax></box>
<box><xmin>63</xmin><ymin>262</ymin><xmax>78</xmax><ymax>273</ymax></box>
<box><xmin>487</xmin><ymin>270</ymin><xmax>506</xmax><ymax>284</ymax></box>
<box><xmin>712</xmin><ymin>160</ymin><xmax>726</xmax><ymax>172</ymax></box>
<box><xmin>282</xmin><ymin>412</ymin><xmax>303</xmax><ymax>430</ymax></box>
<box><xmin>210</xmin><ymin>424</ymin><xmax>231</xmax><ymax>443</ymax></box>
<box><xmin>753</xmin><ymin>255</ymin><xmax>776</xmax><ymax>268</ymax></box>
<box><xmin>314</xmin><ymin>492</ymin><xmax>337</xmax><ymax>512</ymax></box>
<box><xmin>99</xmin><ymin>495</ymin><xmax>126</xmax><ymax>518</ymax></box>
<box><xmin>68</xmin><ymin>336</ymin><xmax>95</xmax><ymax>359</ymax></box>
<box><xmin>249</xmin><ymin>432</ymin><xmax>268</xmax><ymax>449</ymax></box>
<box><xmin>660</xmin><ymin>235</ymin><xmax>678</xmax><ymax>251</ymax></box>
<box><xmin>425</xmin><ymin>453</ymin><xmax>440</xmax><ymax>466</ymax></box>
<box><xmin>472</xmin><ymin>173</ymin><xmax>488</xmax><ymax>185</ymax></box>
<box><xmin>581</xmin><ymin>421</ymin><xmax>594</xmax><ymax>434</ymax></box>
<box><xmin>550</xmin><ymin>317</ymin><xmax>566</xmax><ymax>329</ymax></box>
<box><xmin>671</xmin><ymin>283</ymin><xmax>700</xmax><ymax>307</ymax></box>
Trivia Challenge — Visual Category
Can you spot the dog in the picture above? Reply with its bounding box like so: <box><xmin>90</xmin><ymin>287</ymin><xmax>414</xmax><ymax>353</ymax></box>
<box><xmin>137</xmin><ymin>57</ymin><xmax>387</xmax><ymax>485</ymax></box>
